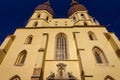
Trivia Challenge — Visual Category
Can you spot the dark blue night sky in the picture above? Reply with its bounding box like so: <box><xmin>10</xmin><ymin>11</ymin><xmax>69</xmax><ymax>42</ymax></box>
<box><xmin>0</xmin><ymin>0</ymin><xmax>120</xmax><ymax>44</ymax></box>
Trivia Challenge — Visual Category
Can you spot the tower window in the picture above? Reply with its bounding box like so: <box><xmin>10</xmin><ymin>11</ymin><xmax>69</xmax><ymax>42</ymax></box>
<box><xmin>93</xmin><ymin>47</ymin><xmax>108</xmax><ymax>64</ymax></box>
<box><xmin>15</xmin><ymin>50</ymin><xmax>27</xmax><ymax>66</ymax></box>
<box><xmin>37</xmin><ymin>14</ymin><xmax>40</xmax><ymax>18</ymax></box>
<box><xmin>9</xmin><ymin>75</ymin><xmax>21</xmax><ymax>80</ymax></box>
<box><xmin>95</xmin><ymin>52</ymin><xmax>102</xmax><ymax>63</ymax></box>
<box><xmin>24</xmin><ymin>35</ymin><xmax>33</xmax><ymax>44</ymax></box>
<box><xmin>46</xmin><ymin>16</ymin><xmax>49</xmax><ymax>21</ymax></box>
<box><xmin>88</xmin><ymin>31</ymin><xmax>97</xmax><ymax>40</ymax></box>
<box><xmin>33</xmin><ymin>21</ymin><xmax>38</xmax><ymax>27</ymax></box>
<box><xmin>81</xmin><ymin>14</ymin><xmax>85</xmax><ymax>19</ymax></box>
<box><xmin>84</xmin><ymin>22</ymin><xmax>87</xmax><ymax>25</ymax></box>
<box><xmin>73</xmin><ymin>17</ymin><xmax>76</xmax><ymax>22</ymax></box>
<box><xmin>56</xmin><ymin>33</ymin><xmax>68</xmax><ymax>60</ymax></box>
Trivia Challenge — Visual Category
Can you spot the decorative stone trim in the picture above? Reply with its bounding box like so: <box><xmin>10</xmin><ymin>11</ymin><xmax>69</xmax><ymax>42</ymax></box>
<box><xmin>31</xmin><ymin>68</ymin><xmax>41</xmax><ymax>80</ymax></box>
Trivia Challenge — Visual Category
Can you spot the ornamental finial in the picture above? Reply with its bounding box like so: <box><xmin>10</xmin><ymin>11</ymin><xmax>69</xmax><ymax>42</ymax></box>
<box><xmin>44</xmin><ymin>0</ymin><xmax>50</xmax><ymax>5</ymax></box>
<box><xmin>71</xmin><ymin>0</ymin><xmax>78</xmax><ymax>6</ymax></box>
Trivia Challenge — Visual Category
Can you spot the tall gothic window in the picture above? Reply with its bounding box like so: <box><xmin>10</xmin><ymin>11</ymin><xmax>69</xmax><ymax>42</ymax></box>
<box><xmin>56</xmin><ymin>33</ymin><xmax>68</xmax><ymax>60</ymax></box>
<box><xmin>15</xmin><ymin>50</ymin><xmax>27</xmax><ymax>66</ymax></box>
<box><xmin>9</xmin><ymin>75</ymin><xmax>21</xmax><ymax>80</ymax></box>
<box><xmin>88</xmin><ymin>31</ymin><xmax>97</xmax><ymax>40</ymax></box>
<box><xmin>25</xmin><ymin>35</ymin><xmax>33</xmax><ymax>44</ymax></box>
<box><xmin>93</xmin><ymin>47</ymin><xmax>107</xmax><ymax>64</ymax></box>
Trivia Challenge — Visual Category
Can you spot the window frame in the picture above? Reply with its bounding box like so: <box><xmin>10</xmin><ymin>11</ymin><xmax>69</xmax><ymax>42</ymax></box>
<box><xmin>88</xmin><ymin>31</ymin><xmax>97</xmax><ymax>40</ymax></box>
<box><xmin>24</xmin><ymin>35</ymin><xmax>33</xmax><ymax>44</ymax></box>
<box><xmin>55</xmin><ymin>33</ymin><xmax>68</xmax><ymax>60</ymax></box>
<box><xmin>92</xmin><ymin>46</ymin><xmax>108</xmax><ymax>64</ymax></box>
<box><xmin>15</xmin><ymin>50</ymin><xmax>27</xmax><ymax>66</ymax></box>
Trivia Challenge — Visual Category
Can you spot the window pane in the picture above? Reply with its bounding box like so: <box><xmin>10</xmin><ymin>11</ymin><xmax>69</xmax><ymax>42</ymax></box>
<box><xmin>93</xmin><ymin>47</ymin><xmax>107</xmax><ymax>64</ymax></box>
<box><xmin>95</xmin><ymin>52</ymin><xmax>102</xmax><ymax>63</ymax></box>
<box><xmin>56</xmin><ymin>33</ymin><xmax>67</xmax><ymax>60</ymax></box>
<box><xmin>15</xmin><ymin>50</ymin><xmax>27</xmax><ymax>65</ymax></box>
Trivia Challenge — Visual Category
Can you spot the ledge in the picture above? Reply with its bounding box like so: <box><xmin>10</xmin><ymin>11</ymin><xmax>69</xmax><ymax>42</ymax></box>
<box><xmin>17</xmin><ymin>25</ymin><xmax>106</xmax><ymax>29</ymax></box>
<box><xmin>38</xmin><ymin>48</ymin><xmax>45</xmax><ymax>52</ymax></box>
<box><xmin>45</xmin><ymin>60</ymin><xmax>78</xmax><ymax>61</ymax></box>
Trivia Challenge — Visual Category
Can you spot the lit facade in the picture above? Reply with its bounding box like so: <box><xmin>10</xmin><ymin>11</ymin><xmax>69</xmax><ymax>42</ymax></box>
<box><xmin>0</xmin><ymin>0</ymin><xmax>120</xmax><ymax>80</ymax></box>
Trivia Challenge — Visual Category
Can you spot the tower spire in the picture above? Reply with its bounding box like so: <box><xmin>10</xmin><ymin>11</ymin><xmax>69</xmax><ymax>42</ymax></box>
<box><xmin>71</xmin><ymin>0</ymin><xmax>78</xmax><ymax>6</ymax></box>
<box><xmin>72</xmin><ymin>0</ymin><xmax>75</xmax><ymax>3</ymax></box>
<box><xmin>44</xmin><ymin>0</ymin><xmax>50</xmax><ymax>5</ymax></box>
<box><xmin>48</xmin><ymin>0</ymin><xmax>50</xmax><ymax>3</ymax></box>
<box><xmin>46</xmin><ymin>0</ymin><xmax>50</xmax><ymax>3</ymax></box>
<box><xmin>35</xmin><ymin>0</ymin><xmax>54</xmax><ymax>16</ymax></box>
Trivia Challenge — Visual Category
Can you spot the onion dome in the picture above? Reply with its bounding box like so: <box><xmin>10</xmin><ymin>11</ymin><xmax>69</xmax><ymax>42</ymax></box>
<box><xmin>35</xmin><ymin>1</ymin><xmax>54</xmax><ymax>16</ymax></box>
<box><xmin>68</xmin><ymin>0</ymin><xmax>86</xmax><ymax>17</ymax></box>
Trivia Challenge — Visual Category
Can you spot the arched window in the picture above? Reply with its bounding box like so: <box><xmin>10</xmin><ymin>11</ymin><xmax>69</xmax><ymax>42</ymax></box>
<box><xmin>25</xmin><ymin>35</ymin><xmax>33</xmax><ymax>44</ymax></box>
<box><xmin>33</xmin><ymin>21</ymin><xmax>38</xmax><ymax>27</ymax></box>
<box><xmin>15</xmin><ymin>50</ymin><xmax>27</xmax><ymax>66</ymax></box>
<box><xmin>88</xmin><ymin>31</ymin><xmax>97</xmax><ymax>40</ymax></box>
<box><xmin>9</xmin><ymin>75</ymin><xmax>21</xmax><ymax>80</ymax></box>
<box><xmin>56</xmin><ymin>33</ymin><xmax>68</xmax><ymax>60</ymax></box>
<box><xmin>104</xmin><ymin>75</ymin><xmax>115</xmax><ymax>80</ymax></box>
<box><xmin>93</xmin><ymin>47</ymin><xmax>107</xmax><ymax>64</ymax></box>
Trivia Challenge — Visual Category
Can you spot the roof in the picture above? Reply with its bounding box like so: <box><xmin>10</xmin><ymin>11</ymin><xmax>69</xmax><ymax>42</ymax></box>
<box><xmin>35</xmin><ymin>1</ymin><xmax>54</xmax><ymax>16</ymax></box>
<box><xmin>68</xmin><ymin>2</ymin><xmax>86</xmax><ymax>17</ymax></box>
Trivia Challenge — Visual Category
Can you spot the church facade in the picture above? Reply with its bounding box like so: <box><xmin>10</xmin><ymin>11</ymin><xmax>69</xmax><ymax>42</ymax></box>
<box><xmin>0</xmin><ymin>0</ymin><xmax>120</xmax><ymax>80</ymax></box>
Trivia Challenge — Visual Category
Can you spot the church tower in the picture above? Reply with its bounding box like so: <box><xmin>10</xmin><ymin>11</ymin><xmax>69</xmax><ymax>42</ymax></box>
<box><xmin>0</xmin><ymin>0</ymin><xmax>120</xmax><ymax>80</ymax></box>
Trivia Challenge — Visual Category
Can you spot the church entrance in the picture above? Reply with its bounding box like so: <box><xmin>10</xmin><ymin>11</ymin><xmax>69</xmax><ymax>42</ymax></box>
<box><xmin>46</xmin><ymin>63</ymin><xmax>77</xmax><ymax>80</ymax></box>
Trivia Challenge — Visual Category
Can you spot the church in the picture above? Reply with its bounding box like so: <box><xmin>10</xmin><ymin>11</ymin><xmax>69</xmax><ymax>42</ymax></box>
<box><xmin>0</xmin><ymin>0</ymin><xmax>120</xmax><ymax>80</ymax></box>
